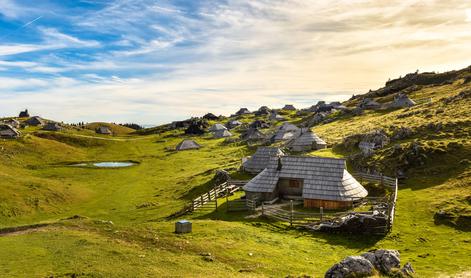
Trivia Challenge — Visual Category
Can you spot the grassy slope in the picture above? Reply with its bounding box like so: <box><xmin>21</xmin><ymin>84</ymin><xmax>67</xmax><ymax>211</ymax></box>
<box><xmin>0</xmin><ymin>79</ymin><xmax>470</xmax><ymax>277</ymax></box>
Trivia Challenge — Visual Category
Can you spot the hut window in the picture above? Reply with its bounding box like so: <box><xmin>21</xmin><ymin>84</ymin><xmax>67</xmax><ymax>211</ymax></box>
<box><xmin>289</xmin><ymin>180</ymin><xmax>301</xmax><ymax>188</ymax></box>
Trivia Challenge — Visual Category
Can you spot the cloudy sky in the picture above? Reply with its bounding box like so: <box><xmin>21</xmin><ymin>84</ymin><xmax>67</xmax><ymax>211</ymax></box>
<box><xmin>0</xmin><ymin>0</ymin><xmax>470</xmax><ymax>124</ymax></box>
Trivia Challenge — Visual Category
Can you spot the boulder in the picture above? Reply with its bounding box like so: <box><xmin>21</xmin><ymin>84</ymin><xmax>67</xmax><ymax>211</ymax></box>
<box><xmin>361</xmin><ymin>249</ymin><xmax>401</xmax><ymax>274</ymax></box>
<box><xmin>326</xmin><ymin>250</ymin><xmax>413</xmax><ymax>278</ymax></box>
<box><xmin>324</xmin><ymin>256</ymin><xmax>375</xmax><ymax>278</ymax></box>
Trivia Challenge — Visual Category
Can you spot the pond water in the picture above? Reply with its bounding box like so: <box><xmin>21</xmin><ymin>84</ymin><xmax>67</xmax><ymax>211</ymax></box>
<box><xmin>71</xmin><ymin>161</ymin><xmax>137</xmax><ymax>168</ymax></box>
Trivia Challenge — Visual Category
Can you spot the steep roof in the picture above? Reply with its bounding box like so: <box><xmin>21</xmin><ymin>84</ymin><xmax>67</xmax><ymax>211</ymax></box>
<box><xmin>242</xmin><ymin>147</ymin><xmax>284</xmax><ymax>174</ymax></box>
<box><xmin>0</xmin><ymin>124</ymin><xmax>20</xmax><ymax>138</ymax></box>
<box><xmin>269</xmin><ymin>112</ymin><xmax>285</xmax><ymax>121</ymax></box>
<box><xmin>282</xmin><ymin>104</ymin><xmax>296</xmax><ymax>110</ymax></box>
<box><xmin>240</xmin><ymin>128</ymin><xmax>266</xmax><ymax>141</ymax></box>
<box><xmin>226</xmin><ymin>120</ymin><xmax>242</xmax><ymax>129</ymax></box>
<box><xmin>42</xmin><ymin>122</ymin><xmax>62</xmax><ymax>131</ymax></box>
<box><xmin>243</xmin><ymin>156</ymin><xmax>368</xmax><ymax>201</ymax></box>
<box><xmin>25</xmin><ymin>116</ymin><xmax>45</xmax><ymax>126</ymax></box>
<box><xmin>390</xmin><ymin>94</ymin><xmax>416</xmax><ymax>108</ymax></box>
<box><xmin>96</xmin><ymin>126</ymin><xmax>112</xmax><ymax>134</ymax></box>
<box><xmin>273</xmin><ymin>123</ymin><xmax>301</xmax><ymax>141</ymax></box>
<box><xmin>176</xmin><ymin>139</ymin><xmax>201</xmax><ymax>151</ymax></box>
<box><xmin>289</xmin><ymin>130</ymin><xmax>326</xmax><ymax>150</ymax></box>
<box><xmin>209</xmin><ymin>123</ymin><xmax>227</xmax><ymax>132</ymax></box>
<box><xmin>235</xmin><ymin>108</ymin><xmax>251</xmax><ymax>115</ymax></box>
<box><xmin>2</xmin><ymin>119</ymin><xmax>20</xmax><ymax>127</ymax></box>
<box><xmin>213</xmin><ymin>129</ymin><xmax>232</xmax><ymax>138</ymax></box>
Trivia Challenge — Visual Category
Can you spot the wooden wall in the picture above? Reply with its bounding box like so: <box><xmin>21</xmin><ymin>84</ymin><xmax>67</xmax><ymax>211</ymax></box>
<box><xmin>304</xmin><ymin>199</ymin><xmax>352</xmax><ymax>209</ymax></box>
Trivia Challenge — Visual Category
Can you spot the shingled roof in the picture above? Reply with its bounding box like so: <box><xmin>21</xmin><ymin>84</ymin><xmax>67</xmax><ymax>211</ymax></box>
<box><xmin>213</xmin><ymin>129</ymin><xmax>232</xmax><ymax>138</ymax></box>
<box><xmin>209</xmin><ymin>123</ymin><xmax>227</xmax><ymax>132</ymax></box>
<box><xmin>243</xmin><ymin>156</ymin><xmax>367</xmax><ymax>201</ymax></box>
<box><xmin>176</xmin><ymin>139</ymin><xmax>201</xmax><ymax>151</ymax></box>
<box><xmin>0</xmin><ymin>124</ymin><xmax>21</xmax><ymax>139</ymax></box>
<box><xmin>289</xmin><ymin>129</ymin><xmax>327</xmax><ymax>151</ymax></box>
<box><xmin>242</xmin><ymin>147</ymin><xmax>284</xmax><ymax>174</ymax></box>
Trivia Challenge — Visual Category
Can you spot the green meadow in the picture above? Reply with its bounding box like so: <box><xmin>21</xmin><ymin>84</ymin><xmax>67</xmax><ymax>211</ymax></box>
<box><xmin>1</xmin><ymin>77</ymin><xmax>470</xmax><ymax>277</ymax></box>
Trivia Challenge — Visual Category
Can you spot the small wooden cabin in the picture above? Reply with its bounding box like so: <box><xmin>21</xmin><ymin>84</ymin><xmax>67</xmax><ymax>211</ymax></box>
<box><xmin>289</xmin><ymin>129</ymin><xmax>327</xmax><ymax>151</ymax></box>
<box><xmin>242</xmin><ymin>147</ymin><xmax>284</xmax><ymax>174</ymax></box>
<box><xmin>175</xmin><ymin>139</ymin><xmax>201</xmax><ymax>151</ymax></box>
<box><xmin>243</xmin><ymin>156</ymin><xmax>368</xmax><ymax>209</ymax></box>
<box><xmin>0</xmin><ymin>124</ymin><xmax>21</xmax><ymax>139</ymax></box>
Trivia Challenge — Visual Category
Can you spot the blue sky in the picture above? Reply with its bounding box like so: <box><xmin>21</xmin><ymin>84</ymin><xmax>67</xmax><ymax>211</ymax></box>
<box><xmin>1</xmin><ymin>0</ymin><xmax>470</xmax><ymax>124</ymax></box>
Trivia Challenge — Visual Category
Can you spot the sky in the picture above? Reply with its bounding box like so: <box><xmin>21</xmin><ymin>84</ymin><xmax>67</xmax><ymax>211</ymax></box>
<box><xmin>0</xmin><ymin>0</ymin><xmax>470</xmax><ymax>125</ymax></box>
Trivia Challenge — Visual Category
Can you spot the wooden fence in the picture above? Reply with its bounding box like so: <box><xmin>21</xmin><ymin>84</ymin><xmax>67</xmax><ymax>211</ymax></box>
<box><xmin>260</xmin><ymin>173</ymin><xmax>399</xmax><ymax>235</ymax></box>
<box><xmin>190</xmin><ymin>181</ymin><xmax>241</xmax><ymax>212</ymax></box>
<box><xmin>226</xmin><ymin>198</ymin><xmax>258</xmax><ymax>212</ymax></box>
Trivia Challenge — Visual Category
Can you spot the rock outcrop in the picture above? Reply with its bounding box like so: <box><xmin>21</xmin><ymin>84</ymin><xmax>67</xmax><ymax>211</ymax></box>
<box><xmin>325</xmin><ymin>250</ymin><xmax>414</xmax><ymax>278</ymax></box>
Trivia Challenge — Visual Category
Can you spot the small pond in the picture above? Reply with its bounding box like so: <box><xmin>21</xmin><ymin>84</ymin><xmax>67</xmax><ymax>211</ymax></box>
<box><xmin>70</xmin><ymin>161</ymin><xmax>137</xmax><ymax>168</ymax></box>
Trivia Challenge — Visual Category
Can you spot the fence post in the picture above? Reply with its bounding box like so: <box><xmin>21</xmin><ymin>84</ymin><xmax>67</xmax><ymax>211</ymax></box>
<box><xmin>215</xmin><ymin>195</ymin><xmax>218</xmax><ymax>212</ymax></box>
<box><xmin>320</xmin><ymin>207</ymin><xmax>323</xmax><ymax>222</ymax></box>
<box><xmin>200</xmin><ymin>195</ymin><xmax>204</xmax><ymax>206</ymax></box>
<box><xmin>191</xmin><ymin>200</ymin><xmax>195</xmax><ymax>212</ymax></box>
<box><xmin>261</xmin><ymin>202</ymin><xmax>264</xmax><ymax>216</ymax></box>
<box><xmin>290</xmin><ymin>200</ymin><xmax>293</xmax><ymax>227</ymax></box>
<box><xmin>226</xmin><ymin>187</ymin><xmax>229</xmax><ymax>212</ymax></box>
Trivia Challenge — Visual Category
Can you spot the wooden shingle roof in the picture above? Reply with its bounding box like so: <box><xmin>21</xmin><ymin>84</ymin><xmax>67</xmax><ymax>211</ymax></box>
<box><xmin>242</xmin><ymin>147</ymin><xmax>284</xmax><ymax>174</ymax></box>
<box><xmin>213</xmin><ymin>129</ymin><xmax>232</xmax><ymax>138</ymax></box>
<box><xmin>209</xmin><ymin>123</ymin><xmax>227</xmax><ymax>132</ymax></box>
<box><xmin>289</xmin><ymin>130</ymin><xmax>326</xmax><ymax>150</ymax></box>
<box><xmin>176</xmin><ymin>139</ymin><xmax>201</xmax><ymax>151</ymax></box>
<box><xmin>243</xmin><ymin>156</ymin><xmax>367</xmax><ymax>201</ymax></box>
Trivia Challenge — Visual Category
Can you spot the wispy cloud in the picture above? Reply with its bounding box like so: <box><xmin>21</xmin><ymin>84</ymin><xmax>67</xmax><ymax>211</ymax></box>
<box><xmin>0</xmin><ymin>0</ymin><xmax>470</xmax><ymax>124</ymax></box>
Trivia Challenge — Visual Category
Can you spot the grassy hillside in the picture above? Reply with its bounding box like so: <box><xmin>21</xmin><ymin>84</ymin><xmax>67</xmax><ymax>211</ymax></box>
<box><xmin>84</xmin><ymin>122</ymin><xmax>136</xmax><ymax>135</ymax></box>
<box><xmin>0</xmin><ymin>67</ymin><xmax>470</xmax><ymax>277</ymax></box>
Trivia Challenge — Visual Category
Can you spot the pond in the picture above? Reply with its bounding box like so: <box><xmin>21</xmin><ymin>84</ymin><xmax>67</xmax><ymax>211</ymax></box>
<box><xmin>70</xmin><ymin>161</ymin><xmax>137</xmax><ymax>168</ymax></box>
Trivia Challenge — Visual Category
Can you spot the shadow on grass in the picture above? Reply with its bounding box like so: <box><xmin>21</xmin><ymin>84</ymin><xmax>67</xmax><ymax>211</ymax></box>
<box><xmin>192</xmin><ymin>203</ymin><xmax>383</xmax><ymax>249</ymax></box>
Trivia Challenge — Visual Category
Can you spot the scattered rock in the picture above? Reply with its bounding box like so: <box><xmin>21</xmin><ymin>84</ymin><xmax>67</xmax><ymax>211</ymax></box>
<box><xmin>325</xmin><ymin>255</ymin><xmax>375</xmax><ymax>278</ymax></box>
<box><xmin>325</xmin><ymin>250</ymin><xmax>413</xmax><ymax>278</ymax></box>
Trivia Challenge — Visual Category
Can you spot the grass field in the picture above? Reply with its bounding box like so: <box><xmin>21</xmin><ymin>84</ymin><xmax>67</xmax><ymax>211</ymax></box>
<box><xmin>0</xmin><ymin>77</ymin><xmax>470</xmax><ymax>277</ymax></box>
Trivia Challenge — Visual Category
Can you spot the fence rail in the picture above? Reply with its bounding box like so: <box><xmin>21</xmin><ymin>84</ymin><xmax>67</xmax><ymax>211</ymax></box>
<box><xmin>261</xmin><ymin>173</ymin><xmax>399</xmax><ymax>235</ymax></box>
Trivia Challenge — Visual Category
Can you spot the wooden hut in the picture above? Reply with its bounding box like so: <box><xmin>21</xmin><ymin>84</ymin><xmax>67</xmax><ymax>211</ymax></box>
<box><xmin>175</xmin><ymin>139</ymin><xmax>201</xmax><ymax>151</ymax></box>
<box><xmin>240</xmin><ymin>128</ymin><xmax>266</xmax><ymax>141</ymax></box>
<box><xmin>208</xmin><ymin>123</ymin><xmax>227</xmax><ymax>132</ymax></box>
<box><xmin>42</xmin><ymin>122</ymin><xmax>63</xmax><ymax>131</ymax></box>
<box><xmin>235</xmin><ymin>108</ymin><xmax>251</xmax><ymax>115</ymax></box>
<box><xmin>2</xmin><ymin>119</ymin><xmax>20</xmax><ymax>128</ymax></box>
<box><xmin>226</xmin><ymin>120</ymin><xmax>242</xmax><ymax>129</ymax></box>
<box><xmin>0</xmin><ymin>124</ymin><xmax>21</xmax><ymax>139</ymax></box>
<box><xmin>255</xmin><ymin>106</ymin><xmax>271</xmax><ymax>116</ymax></box>
<box><xmin>243</xmin><ymin>156</ymin><xmax>367</xmax><ymax>209</ymax></box>
<box><xmin>282</xmin><ymin>104</ymin><xmax>296</xmax><ymax>111</ymax></box>
<box><xmin>213</xmin><ymin>129</ymin><xmax>232</xmax><ymax>138</ymax></box>
<box><xmin>269</xmin><ymin>111</ymin><xmax>285</xmax><ymax>121</ymax></box>
<box><xmin>96</xmin><ymin>126</ymin><xmax>112</xmax><ymax>135</ymax></box>
<box><xmin>359</xmin><ymin>98</ymin><xmax>381</xmax><ymax>110</ymax></box>
<box><xmin>242</xmin><ymin>147</ymin><xmax>284</xmax><ymax>174</ymax></box>
<box><xmin>272</xmin><ymin>123</ymin><xmax>301</xmax><ymax>142</ymax></box>
<box><xmin>25</xmin><ymin>116</ymin><xmax>45</xmax><ymax>126</ymax></box>
<box><xmin>203</xmin><ymin>113</ymin><xmax>219</xmax><ymax>120</ymax></box>
<box><xmin>289</xmin><ymin>129</ymin><xmax>327</xmax><ymax>151</ymax></box>
<box><xmin>389</xmin><ymin>94</ymin><xmax>416</xmax><ymax>108</ymax></box>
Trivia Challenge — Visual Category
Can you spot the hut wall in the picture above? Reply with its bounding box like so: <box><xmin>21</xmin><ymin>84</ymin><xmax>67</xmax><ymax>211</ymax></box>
<box><xmin>303</xmin><ymin>199</ymin><xmax>352</xmax><ymax>209</ymax></box>
<box><xmin>314</xmin><ymin>142</ymin><xmax>327</xmax><ymax>149</ymax></box>
<box><xmin>277</xmin><ymin>178</ymin><xmax>303</xmax><ymax>196</ymax></box>
<box><xmin>246</xmin><ymin>190</ymin><xmax>278</xmax><ymax>202</ymax></box>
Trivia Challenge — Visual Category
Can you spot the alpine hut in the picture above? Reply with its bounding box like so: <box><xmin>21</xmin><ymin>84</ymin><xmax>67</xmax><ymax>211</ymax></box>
<box><xmin>226</xmin><ymin>120</ymin><xmax>242</xmax><ymax>129</ymax></box>
<box><xmin>269</xmin><ymin>111</ymin><xmax>285</xmax><ymax>121</ymax></box>
<box><xmin>243</xmin><ymin>156</ymin><xmax>368</xmax><ymax>209</ymax></box>
<box><xmin>209</xmin><ymin>123</ymin><xmax>227</xmax><ymax>132</ymax></box>
<box><xmin>240</xmin><ymin>128</ymin><xmax>266</xmax><ymax>141</ymax></box>
<box><xmin>242</xmin><ymin>147</ymin><xmax>285</xmax><ymax>174</ymax></box>
<box><xmin>289</xmin><ymin>129</ymin><xmax>327</xmax><ymax>151</ymax></box>
<box><xmin>249</xmin><ymin>120</ymin><xmax>270</xmax><ymax>129</ymax></box>
<box><xmin>96</xmin><ymin>126</ymin><xmax>112</xmax><ymax>135</ymax></box>
<box><xmin>235</xmin><ymin>108</ymin><xmax>251</xmax><ymax>116</ymax></box>
<box><xmin>2</xmin><ymin>119</ymin><xmax>20</xmax><ymax>128</ymax></box>
<box><xmin>272</xmin><ymin>122</ymin><xmax>301</xmax><ymax>142</ymax></box>
<box><xmin>389</xmin><ymin>93</ymin><xmax>416</xmax><ymax>108</ymax></box>
<box><xmin>213</xmin><ymin>129</ymin><xmax>232</xmax><ymax>138</ymax></box>
<box><xmin>359</xmin><ymin>98</ymin><xmax>381</xmax><ymax>110</ymax></box>
<box><xmin>203</xmin><ymin>113</ymin><xmax>219</xmax><ymax>120</ymax></box>
<box><xmin>25</xmin><ymin>116</ymin><xmax>45</xmax><ymax>126</ymax></box>
<box><xmin>176</xmin><ymin>139</ymin><xmax>201</xmax><ymax>151</ymax></box>
<box><xmin>255</xmin><ymin>106</ymin><xmax>271</xmax><ymax>116</ymax></box>
<box><xmin>282</xmin><ymin>104</ymin><xmax>296</xmax><ymax>111</ymax></box>
<box><xmin>0</xmin><ymin>124</ymin><xmax>21</xmax><ymax>139</ymax></box>
<box><xmin>42</xmin><ymin>122</ymin><xmax>63</xmax><ymax>131</ymax></box>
